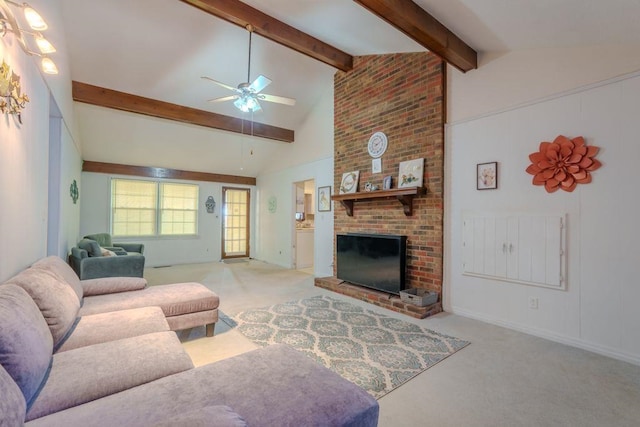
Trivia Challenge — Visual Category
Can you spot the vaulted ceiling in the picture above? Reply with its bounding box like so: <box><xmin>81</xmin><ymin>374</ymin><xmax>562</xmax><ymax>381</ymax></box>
<box><xmin>58</xmin><ymin>0</ymin><xmax>640</xmax><ymax>176</ymax></box>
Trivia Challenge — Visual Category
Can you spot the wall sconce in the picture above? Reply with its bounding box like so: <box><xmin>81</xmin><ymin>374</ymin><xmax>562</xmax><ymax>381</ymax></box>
<box><xmin>1</xmin><ymin>58</ymin><xmax>29</xmax><ymax>123</ymax></box>
<box><xmin>0</xmin><ymin>0</ymin><xmax>58</xmax><ymax>74</ymax></box>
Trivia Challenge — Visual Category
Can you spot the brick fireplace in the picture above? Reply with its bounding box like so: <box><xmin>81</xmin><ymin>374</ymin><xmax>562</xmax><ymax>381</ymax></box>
<box><xmin>314</xmin><ymin>52</ymin><xmax>445</xmax><ymax>318</ymax></box>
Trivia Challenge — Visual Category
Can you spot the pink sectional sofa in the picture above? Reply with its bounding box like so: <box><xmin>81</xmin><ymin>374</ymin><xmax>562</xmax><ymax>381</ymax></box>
<box><xmin>0</xmin><ymin>256</ymin><xmax>379</xmax><ymax>426</ymax></box>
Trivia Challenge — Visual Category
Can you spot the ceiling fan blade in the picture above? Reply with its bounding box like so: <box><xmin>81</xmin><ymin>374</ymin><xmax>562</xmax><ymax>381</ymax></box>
<box><xmin>260</xmin><ymin>93</ymin><xmax>296</xmax><ymax>106</ymax></box>
<box><xmin>248</xmin><ymin>75</ymin><xmax>272</xmax><ymax>93</ymax></box>
<box><xmin>207</xmin><ymin>95</ymin><xmax>238</xmax><ymax>103</ymax></box>
<box><xmin>201</xmin><ymin>76</ymin><xmax>238</xmax><ymax>92</ymax></box>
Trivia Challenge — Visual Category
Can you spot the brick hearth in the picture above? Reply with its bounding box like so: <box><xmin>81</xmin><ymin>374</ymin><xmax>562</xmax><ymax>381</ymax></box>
<box><xmin>315</xmin><ymin>277</ymin><xmax>442</xmax><ymax>319</ymax></box>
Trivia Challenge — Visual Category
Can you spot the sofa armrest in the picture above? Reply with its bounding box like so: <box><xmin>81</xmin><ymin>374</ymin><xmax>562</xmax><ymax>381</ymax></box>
<box><xmin>75</xmin><ymin>255</ymin><xmax>145</xmax><ymax>280</ymax></box>
<box><xmin>114</xmin><ymin>242</ymin><xmax>145</xmax><ymax>254</ymax></box>
<box><xmin>81</xmin><ymin>276</ymin><xmax>148</xmax><ymax>296</ymax></box>
<box><xmin>71</xmin><ymin>247</ymin><xmax>88</xmax><ymax>260</ymax></box>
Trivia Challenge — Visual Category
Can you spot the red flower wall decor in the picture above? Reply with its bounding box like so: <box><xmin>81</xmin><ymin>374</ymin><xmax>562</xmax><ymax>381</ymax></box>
<box><xmin>526</xmin><ymin>135</ymin><xmax>601</xmax><ymax>193</ymax></box>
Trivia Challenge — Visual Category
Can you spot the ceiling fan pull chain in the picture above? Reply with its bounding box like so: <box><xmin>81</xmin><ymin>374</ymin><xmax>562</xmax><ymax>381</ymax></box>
<box><xmin>246</xmin><ymin>25</ymin><xmax>253</xmax><ymax>84</ymax></box>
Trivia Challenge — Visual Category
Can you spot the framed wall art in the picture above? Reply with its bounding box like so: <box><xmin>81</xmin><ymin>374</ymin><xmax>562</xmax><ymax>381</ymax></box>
<box><xmin>398</xmin><ymin>158</ymin><xmax>424</xmax><ymax>188</ymax></box>
<box><xmin>317</xmin><ymin>186</ymin><xmax>331</xmax><ymax>212</ymax></box>
<box><xmin>477</xmin><ymin>162</ymin><xmax>498</xmax><ymax>190</ymax></box>
<box><xmin>383</xmin><ymin>175</ymin><xmax>392</xmax><ymax>190</ymax></box>
<box><xmin>339</xmin><ymin>171</ymin><xmax>360</xmax><ymax>194</ymax></box>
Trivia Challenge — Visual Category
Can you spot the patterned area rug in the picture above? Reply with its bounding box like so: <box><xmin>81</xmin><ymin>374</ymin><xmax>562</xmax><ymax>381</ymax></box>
<box><xmin>232</xmin><ymin>295</ymin><xmax>470</xmax><ymax>398</ymax></box>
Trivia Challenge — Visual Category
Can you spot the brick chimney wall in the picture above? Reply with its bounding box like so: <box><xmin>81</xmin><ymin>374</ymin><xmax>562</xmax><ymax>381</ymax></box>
<box><xmin>333</xmin><ymin>52</ymin><xmax>445</xmax><ymax>296</ymax></box>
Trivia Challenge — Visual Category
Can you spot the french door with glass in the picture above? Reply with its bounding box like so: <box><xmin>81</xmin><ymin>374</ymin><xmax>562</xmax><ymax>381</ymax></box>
<box><xmin>221</xmin><ymin>187</ymin><xmax>250</xmax><ymax>259</ymax></box>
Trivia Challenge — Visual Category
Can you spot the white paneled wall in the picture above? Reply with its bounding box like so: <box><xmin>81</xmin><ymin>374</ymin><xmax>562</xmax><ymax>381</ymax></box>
<box><xmin>447</xmin><ymin>70</ymin><xmax>640</xmax><ymax>364</ymax></box>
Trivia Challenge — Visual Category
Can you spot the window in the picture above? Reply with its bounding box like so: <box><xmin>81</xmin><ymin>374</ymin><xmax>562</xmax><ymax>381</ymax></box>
<box><xmin>160</xmin><ymin>183</ymin><xmax>198</xmax><ymax>235</ymax></box>
<box><xmin>111</xmin><ymin>179</ymin><xmax>198</xmax><ymax>237</ymax></box>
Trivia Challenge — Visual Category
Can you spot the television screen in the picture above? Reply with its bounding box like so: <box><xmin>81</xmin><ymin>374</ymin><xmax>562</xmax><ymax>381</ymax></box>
<box><xmin>336</xmin><ymin>233</ymin><xmax>407</xmax><ymax>295</ymax></box>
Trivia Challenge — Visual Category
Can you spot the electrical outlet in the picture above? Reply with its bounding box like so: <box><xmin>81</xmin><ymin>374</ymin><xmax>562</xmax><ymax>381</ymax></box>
<box><xmin>528</xmin><ymin>297</ymin><xmax>539</xmax><ymax>310</ymax></box>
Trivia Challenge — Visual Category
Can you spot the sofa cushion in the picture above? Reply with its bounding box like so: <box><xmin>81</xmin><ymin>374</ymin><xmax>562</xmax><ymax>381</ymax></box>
<box><xmin>81</xmin><ymin>276</ymin><xmax>147</xmax><ymax>297</ymax></box>
<box><xmin>5</xmin><ymin>268</ymin><xmax>80</xmax><ymax>347</ymax></box>
<box><xmin>26</xmin><ymin>331</ymin><xmax>194</xmax><ymax>421</ymax></box>
<box><xmin>0</xmin><ymin>285</ymin><xmax>53</xmax><ymax>410</ymax></box>
<box><xmin>84</xmin><ymin>233</ymin><xmax>112</xmax><ymax>247</ymax></box>
<box><xmin>78</xmin><ymin>238</ymin><xmax>101</xmax><ymax>257</ymax></box>
<box><xmin>31</xmin><ymin>256</ymin><xmax>83</xmax><ymax>302</ymax></box>
<box><xmin>55</xmin><ymin>307</ymin><xmax>169</xmax><ymax>353</ymax></box>
<box><xmin>0</xmin><ymin>364</ymin><xmax>27</xmax><ymax>427</ymax></box>
<box><xmin>152</xmin><ymin>405</ymin><xmax>247</xmax><ymax>427</ymax></box>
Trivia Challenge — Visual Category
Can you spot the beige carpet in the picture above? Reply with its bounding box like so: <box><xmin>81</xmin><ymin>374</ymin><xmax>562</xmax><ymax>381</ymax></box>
<box><xmin>145</xmin><ymin>261</ymin><xmax>640</xmax><ymax>427</ymax></box>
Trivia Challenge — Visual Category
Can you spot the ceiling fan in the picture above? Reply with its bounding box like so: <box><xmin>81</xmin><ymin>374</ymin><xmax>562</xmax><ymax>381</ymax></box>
<box><xmin>202</xmin><ymin>24</ymin><xmax>296</xmax><ymax>113</ymax></box>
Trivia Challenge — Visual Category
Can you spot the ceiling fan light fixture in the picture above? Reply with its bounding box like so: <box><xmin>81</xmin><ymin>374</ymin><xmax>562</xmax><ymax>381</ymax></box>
<box><xmin>234</xmin><ymin>95</ymin><xmax>259</xmax><ymax>113</ymax></box>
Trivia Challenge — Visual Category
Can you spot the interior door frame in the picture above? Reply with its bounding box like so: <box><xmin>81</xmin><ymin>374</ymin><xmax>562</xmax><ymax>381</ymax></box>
<box><xmin>221</xmin><ymin>186</ymin><xmax>251</xmax><ymax>259</ymax></box>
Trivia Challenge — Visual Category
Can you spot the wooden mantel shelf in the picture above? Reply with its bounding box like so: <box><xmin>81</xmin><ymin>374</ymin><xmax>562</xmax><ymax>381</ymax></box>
<box><xmin>331</xmin><ymin>187</ymin><xmax>426</xmax><ymax>216</ymax></box>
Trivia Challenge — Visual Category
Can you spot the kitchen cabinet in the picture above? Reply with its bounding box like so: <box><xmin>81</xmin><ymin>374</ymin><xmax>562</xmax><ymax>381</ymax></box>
<box><xmin>296</xmin><ymin>229</ymin><xmax>314</xmax><ymax>269</ymax></box>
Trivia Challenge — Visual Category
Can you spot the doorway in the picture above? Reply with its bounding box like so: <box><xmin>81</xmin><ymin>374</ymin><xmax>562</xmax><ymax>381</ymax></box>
<box><xmin>293</xmin><ymin>179</ymin><xmax>315</xmax><ymax>271</ymax></box>
<box><xmin>221</xmin><ymin>187</ymin><xmax>250</xmax><ymax>259</ymax></box>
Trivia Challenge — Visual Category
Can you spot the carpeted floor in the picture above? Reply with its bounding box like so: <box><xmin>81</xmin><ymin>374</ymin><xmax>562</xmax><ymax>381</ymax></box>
<box><xmin>232</xmin><ymin>295</ymin><xmax>470</xmax><ymax>398</ymax></box>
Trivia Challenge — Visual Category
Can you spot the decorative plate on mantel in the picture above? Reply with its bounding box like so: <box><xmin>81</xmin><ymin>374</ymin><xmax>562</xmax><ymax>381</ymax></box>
<box><xmin>367</xmin><ymin>131</ymin><xmax>388</xmax><ymax>158</ymax></box>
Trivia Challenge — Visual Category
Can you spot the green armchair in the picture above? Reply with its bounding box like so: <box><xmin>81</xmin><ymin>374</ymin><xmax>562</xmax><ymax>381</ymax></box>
<box><xmin>68</xmin><ymin>234</ymin><xmax>145</xmax><ymax>280</ymax></box>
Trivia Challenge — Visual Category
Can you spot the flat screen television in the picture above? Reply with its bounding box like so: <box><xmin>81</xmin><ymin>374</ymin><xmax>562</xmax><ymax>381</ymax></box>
<box><xmin>336</xmin><ymin>233</ymin><xmax>407</xmax><ymax>295</ymax></box>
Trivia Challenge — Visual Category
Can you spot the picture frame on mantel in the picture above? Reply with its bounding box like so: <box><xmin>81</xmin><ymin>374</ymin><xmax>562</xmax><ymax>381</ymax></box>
<box><xmin>339</xmin><ymin>171</ymin><xmax>359</xmax><ymax>194</ymax></box>
<box><xmin>398</xmin><ymin>158</ymin><xmax>424</xmax><ymax>188</ymax></box>
<box><xmin>477</xmin><ymin>162</ymin><xmax>498</xmax><ymax>190</ymax></box>
<box><xmin>318</xmin><ymin>186</ymin><xmax>331</xmax><ymax>212</ymax></box>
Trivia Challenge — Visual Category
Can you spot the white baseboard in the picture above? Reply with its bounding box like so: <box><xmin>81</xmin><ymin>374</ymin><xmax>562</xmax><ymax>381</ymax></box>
<box><xmin>449</xmin><ymin>305</ymin><xmax>640</xmax><ymax>367</ymax></box>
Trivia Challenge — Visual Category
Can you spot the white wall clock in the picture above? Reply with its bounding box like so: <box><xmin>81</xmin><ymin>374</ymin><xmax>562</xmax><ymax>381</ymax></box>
<box><xmin>367</xmin><ymin>131</ymin><xmax>388</xmax><ymax>158</ymax></box>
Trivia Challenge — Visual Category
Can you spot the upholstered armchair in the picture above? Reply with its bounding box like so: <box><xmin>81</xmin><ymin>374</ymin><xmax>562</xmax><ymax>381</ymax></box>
<box><xmin>68</xmin><ymin>235</ymin><xmax>145</xmax><ymax>280</ymax></box>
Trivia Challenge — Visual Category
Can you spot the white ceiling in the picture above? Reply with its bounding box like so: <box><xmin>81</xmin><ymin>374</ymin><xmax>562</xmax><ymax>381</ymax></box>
<box><xmin>58</xmin><ymin>0</ymin><xmax>640</xmax><ymax>174</ymax></box>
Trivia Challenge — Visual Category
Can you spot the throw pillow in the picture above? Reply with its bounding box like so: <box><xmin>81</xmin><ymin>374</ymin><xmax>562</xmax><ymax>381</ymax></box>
<box><xmin>5</xmin><ymin>268</ymin><xmax>80</xmax><ymax>348</ymax></box>
<box><xmin>31</xmin><ymin>256</ymin><xmax>83</xmax><ymax>302</ymax></box>
<box><xmin>100</xmin><ymin>247</ymin><xmax>117</xmax><ymax>257</ymax></box>
<box><xmin>0</xmin><ymin>285</ymin><xmax>53</xmax><ymax>410</ymax></box>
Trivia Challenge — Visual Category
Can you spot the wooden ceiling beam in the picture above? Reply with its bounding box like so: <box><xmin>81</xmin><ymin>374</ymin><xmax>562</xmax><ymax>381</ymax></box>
<box><xmin>179</xmin><ymin>0</ymin><xmax>353</xmax><ymax>72</ymax></box>
<box><xmin>353</xmin><ymin>0</ymin><xmax>477</xmax><ymax>73</ymax></box>
<box><xmin>83</xmin><ymin>161</ymin><xmax>256</xmax><ymax>186</ymax></box>
<box><xmin>72</xmin><ymin>81</ymin><xmax>294</xmax><ymax>143</ymax></box>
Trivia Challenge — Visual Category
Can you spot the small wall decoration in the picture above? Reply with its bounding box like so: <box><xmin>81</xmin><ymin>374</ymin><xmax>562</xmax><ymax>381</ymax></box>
<box><xmin>383</xmin><ymin>175</ymin><xmax>392</xmax><ymax>190</ymax></box>
<box><xmin>477</xmin><ymin>162</ymin><xmax>498</xmax><ymax>190</ymax></box>
<box><xmin>0</xmin><ymin>59</ymin><xmax>29</xmax><ymax>124</ymax></box>
<box><xmin>363</xmin><ymin>182</ymin><xmax>379</xmax><ymax>192</ymax></box>
<box><xmin>268</xmin><ymin>196</ymin><xmax>277</xmax><ymax>213</ymax></box>
<box><xmin>205</xmin><ymin>196</ymin><xmax>216</xmax><ymax>213</ymax></box>
<box><xmin>398</xmin><ymin>158</ymin><xmax>424</xmax><ymax>188</ymax></box>
<box><xmin>317</xmin><ymin>186</ymin><xmax>331</xmax><ymax>212</ymax></box>
<box><xmin>526</xmin><ymin>135</ymin><xmax>601</xmax><ymax>193</ymax></box>
<box><xmin>339</xmin><ymin>171</ymin><xmax>360</xmax><ymax>194</ymax></box>
<box><xmin>69</xmin><ymin>179</ymin><xmax>79</xmax><ymax>204</ymax></box>
<box><xmin>371</xmin><ymin>158</ymin><xmax>382</xmax><ymax>174</ymax></box>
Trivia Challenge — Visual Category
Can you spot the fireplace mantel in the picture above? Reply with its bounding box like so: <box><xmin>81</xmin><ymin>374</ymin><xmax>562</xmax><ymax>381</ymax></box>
<box><xmin>331</xmin><ymin>187</ymin><xmax>426</xmax><ymax>216</ymax></box>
